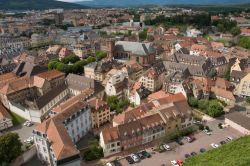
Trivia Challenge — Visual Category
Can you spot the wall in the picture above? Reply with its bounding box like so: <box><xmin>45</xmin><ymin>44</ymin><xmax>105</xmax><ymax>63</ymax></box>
<box><xmin>11</xmin><ymin>146</ymin><xmax>37</xmax><ymax>166</ymax></box>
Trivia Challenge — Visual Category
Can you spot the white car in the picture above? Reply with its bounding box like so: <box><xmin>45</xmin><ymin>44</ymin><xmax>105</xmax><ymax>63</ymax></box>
<box><xmin>131</xmin><ymin>154</ymin><xmax>140</xmax><ymax>162</ymax></box>
<box><xmin>226</xmin><ymin>136</ymin><xmax>233</xmax><ymax>142</ymax></box>
<box><xmin>203</xmin><ymin>129</ymin><xmax>212</xmax><ymax>135</ymax></box>
<box><xmin>24</xmin><ymin>121</ymin><xmax>33</xmax><ymax>127</ymax></box>
<box><xmin>171</xmin><ymin>160</ymin><xmax>179</xmax><ymax>166</ymax></box>
<box><xmin>24</xmin><ymin>136</ymin><xmax>34</xmax><ymax>144</ymax></box>
<box><xmin>211</xmin><ymin>143</ymin><xmax>219</xmax><ymax>148</ymax></box>
<box><xmin>105</xmin><ymin>163</ymin><xmax>113</xmax><ymax>166</ymax></box>
<box><xmin>163</xmin><ymin>144</ymin><xmax>171</xmax><ymax>151</ymax></box>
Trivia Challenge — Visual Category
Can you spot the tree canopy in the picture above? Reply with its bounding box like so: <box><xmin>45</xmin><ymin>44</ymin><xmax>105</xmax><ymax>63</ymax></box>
<box><xmin>0</xmin><ymin>133</ymin><xmax>22</xmax><ymax>165</ymax></box>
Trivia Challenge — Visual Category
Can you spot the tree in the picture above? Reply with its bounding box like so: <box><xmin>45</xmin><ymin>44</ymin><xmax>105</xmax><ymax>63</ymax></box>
<box><xmin>239</xmin><ymin>37</ymin><xmax>250</xmax><ymax>50</ymax></box>
<box><xmin>139</xmin><ymin>30</ymin><xmax>147</xmax><ymax>41</ymax></box>
<box><xmin>208</xmin><ymin>68</ymin><xmax>217</xmax><ymax>78</ymax></box>
<box><xmin>0</xmin><ymin>133</ymin><xmax>22</xmax><ymax>164</ymax></box>
<box><xmin>48</xmin><ymin>60</ymin><xmax>59</xmax><ymax>70</ymax></box>
<box><xmin>188</xmin><ymin>96</ymin><xmax>198</xmax><ymax>107</ymax></box>
<box><xmin>224</xmin><ymin>64</ymin><xmax>231</xmax><ymax>81</ymax></box>
<box><xmin>207</xmin><ymin>101</ymin><xmax>224</xmax><ymax>117</ymax></box>
<box><xmin>246</xmin><ymin>97</ymin><xmax>250</xmax><ymax>104</ymax></box>
<box><xmin>198</xmin><ymin>100</ymin><xmax>209</xmax><ymax>112</ymax></box>
<box><xmin>230</xmin><ymin>27</ymin><xmax>241</xmax><ymax>36</ymax></box>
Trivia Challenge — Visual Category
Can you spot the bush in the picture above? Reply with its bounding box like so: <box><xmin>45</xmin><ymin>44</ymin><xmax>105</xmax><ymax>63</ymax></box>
<box><xmin>188</xmin><ymin>96</ymin><xmax>199</xmax><ymax>107</ymax></box>
<box><xmin>246</xmin><ymin>97</ymin><xmax>250</xmax><ymax>104</ymax></box>
<box><xmin>84</xmin><ymin>146</ymin><xmax>104</xmax><ymax>161</ymax></box>
<box><xmin>199</xmin><ymin>125</ymin><xmax>205</xmax><ymax>131</ymax></box>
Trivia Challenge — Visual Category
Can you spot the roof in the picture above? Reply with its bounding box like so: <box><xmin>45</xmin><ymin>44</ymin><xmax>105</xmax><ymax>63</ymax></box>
<box><xmin>35</xmin><ymin>100</ymin><xmax>90</xmax><ymax>161</ymax></box>
<box><xmin>13</xmin><ymin>62</ymin><xmax>48</xmax><ymax>77</ymax></box>
<box><xmin>88</xmin><ymin>97</ymin><xmax>108</xmax><ymax>112</ymax></box>
<box><xmin>226</xmin><ymin>111</ymin><xmax>250</xmax><ymax>130</ymax></box>
<box><xmin>66</xmin><ymin>74</ymin><xmax>94</xmax><ymax>91</ymax></box>
<box><xmin>101</xmin><ymin>127</ymin><xmax>119</xmax><ymax>144</ymax></box>
<box><xmin>114</xmin><ymin>41</ymin><xmax>155</xmax><ymax>56</ymax></box>
<box><xmin>211</xmin><ymin>86</ymin><xmax>235</xmax><ymax>101</ymax></box>
<box><xmin>0</xmin><ymin>103</ymin><xmax>11</xmax><ymax>120</ymax></box>
<box><xmin>36</xmin><ymin>70</ymin><xmax>65</xmax><ymax>81</ymax></box>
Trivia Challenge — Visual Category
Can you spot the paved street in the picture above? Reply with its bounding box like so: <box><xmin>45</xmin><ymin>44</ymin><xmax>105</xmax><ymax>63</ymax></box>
<box><xmin>7</xmin><ymin>123</ymin><xmax>36</xmax><ymax>142</ymax></box>
<box><xmin>119</xmin><ymin>127</ymin><xmax>243</xmax><ymax>166</ymax></box>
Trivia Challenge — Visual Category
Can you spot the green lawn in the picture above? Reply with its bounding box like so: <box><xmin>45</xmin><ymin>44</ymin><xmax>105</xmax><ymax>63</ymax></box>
<box><xmin>10</xmin><ymin>112</ymin><xmax>26</xmax><ymax>126</ymax></box>
<box><xmin>184</xmin><ymin>136</ymin><xmax>250</xmax><ymax>166</ymax></box>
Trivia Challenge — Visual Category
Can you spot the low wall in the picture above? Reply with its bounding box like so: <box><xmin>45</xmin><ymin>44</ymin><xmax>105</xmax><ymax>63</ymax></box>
<box><xmin>11</xmin><ymin>146</ymin><xmax>37</xmax><ymax>166</ymax></box>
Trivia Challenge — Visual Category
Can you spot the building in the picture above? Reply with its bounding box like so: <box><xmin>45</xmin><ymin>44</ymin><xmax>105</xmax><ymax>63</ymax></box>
<box><xmin>113</xmin><ymin>41</ymin><xmax>155</xmax><ymax>65</ymax></box>
<box><xmin>0</xmin><ymin>103</ymin><xmax>13</xmax><ymax>131</ymax></box>
<box><xmin>88</xmin><ymin>98</ymin><xmax>110</xmax><ymax>128</ymax></box>
<box><xmin>33</xmin><ymin>100</ymin><xmax>91</xmax><ymax>166</ymax></box>
<box><xmin>225</xmin><ymin>111</ymin><xmax>250</xmax><ymax>135</ymax></box>
<box><xmin>54</xmin><ymin>12</ymin><xmax>64</xmax><ymax>26</ymax></box>
<box><xmin>100</xmin><ymin>93</ymin><xmax>193</xmax><ymax>157</ymax></box>
<box><xmin>139</xmin><ymin>61</ymin><xmax>166</xmax><ymax>92</ymax></box>
<box><xmin>186</xmin><ymin>28</ymin><xmax>202</xmax><ymax>37</ymax></box>
<box><xmin>105</xmin><ymin>70</ymin><xmax>128</xmax><ymax>99</ymax></box>
<box><xmin>0</xmin><ymin>70</ymin><xmax>68</xmax><ymax>123</ymax></box>
<box><xmin>234</xmin><ymin>73</ymin><xmax>250</xmax><ymax>98</ymax></box>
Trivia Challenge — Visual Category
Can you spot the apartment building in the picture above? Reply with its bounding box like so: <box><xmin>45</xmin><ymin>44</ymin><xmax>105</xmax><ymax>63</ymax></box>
<box><xmin>88</xmin><ymin>98</ymin><xmax>110</xmax><ymax>128</ymax></box>
<box><xmin>235</xmin><ymin>73</ymin><xmax>250</xmax><ymax>98</ymax></box>
<box><xmin>0</xmin><ymin>103</ymin><xmax>13</xmax><ymax>131</ymax></box>
<box><xmin>100</xmin><ymin>93</ymin><xmax>193</xmax><ymax>157</ymax></box>
<box><xmin>33</xmin><ymin>100</ymin><xmax>91</xmax><ymax>166</ymax></box>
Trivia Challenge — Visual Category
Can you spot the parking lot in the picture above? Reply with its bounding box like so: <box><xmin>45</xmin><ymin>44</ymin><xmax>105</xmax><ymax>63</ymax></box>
<box><xmin>118</xmin><ymin>127</ymin><xmax>243</xmax><ymax>166</ymax></box>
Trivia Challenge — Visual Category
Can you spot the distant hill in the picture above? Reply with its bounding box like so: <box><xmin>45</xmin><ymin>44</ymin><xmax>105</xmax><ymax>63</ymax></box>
<box><xmin>0</xmin><ymin>0</ymin><xmax>88</xmax><ymax>10</ymax></box>
<box><xmin>77</xmin><ymin>0</ymin><xmax>250</xmax><ymax>7</ymax></box>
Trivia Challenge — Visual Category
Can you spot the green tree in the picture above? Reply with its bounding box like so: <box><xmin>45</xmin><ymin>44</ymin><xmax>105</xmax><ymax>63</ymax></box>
<box><xmin>246</xmin><ymin>97</ymin><xmax>250</xmax><ymax>104</ymax></box>
<box><xmin>207</xmin><ymin>101</ymin><xmax>224</xmax><ymax>117</ymax></box>
<box><xmin>48</xmin><ymin>60</ymin><xmax>59</xmax><ymax>70</ymax></box>
<box><xmin>198</xmin><ymin>100</ymin><xmax>209</xmax><ymax>112</ymax></box>
<box><xmin>139</xmin><ymin>29</ymin><xmax>147</xmax><ymax>41</ymax></box>
<box><xmin>239</xmin><ymin>37</ymin><xmax>250</xmax><ymax>50</ymax></box>
<box><xmin>230</xmin><ymin>27</ymin><xmax>241</xmax><ymax>36</ymax></box>
<box><xmin>0</xmin><ymin>133</ymin><xmax>22</xmax><ymax>164</ymax></box>
<box><xmin>188</xmin><ymin>96</ymin><xmax>198</xmax><ymax>107</ymax></box>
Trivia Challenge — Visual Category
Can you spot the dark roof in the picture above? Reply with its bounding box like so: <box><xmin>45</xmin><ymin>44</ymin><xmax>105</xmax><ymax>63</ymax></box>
<box><xmin>35</xmin><ymin>84</ymin><xmax>68</xmax><ymax>109</ymax></box>
<box><xmin>226</xmin><ymin>111</ymin><xmax>250</xmax><ymax>130</ymax></box>
<box><xmin>13</xmin><ymin>62</ymin><xmax>47</xmax><ymax>77</ymax></box>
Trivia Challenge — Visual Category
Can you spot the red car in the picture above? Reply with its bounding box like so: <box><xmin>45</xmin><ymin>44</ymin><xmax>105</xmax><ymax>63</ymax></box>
<box><xmin>177</xmin><ymin>160</ymin><xmax>183</xmax><ymax>166</ymax></box>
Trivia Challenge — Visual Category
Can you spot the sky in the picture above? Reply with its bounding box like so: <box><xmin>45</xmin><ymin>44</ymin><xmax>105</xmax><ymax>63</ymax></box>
<box><xmin>58</xmin><ymin>0</ymin><xmax>88</xmax><ymax>2</ymax></box>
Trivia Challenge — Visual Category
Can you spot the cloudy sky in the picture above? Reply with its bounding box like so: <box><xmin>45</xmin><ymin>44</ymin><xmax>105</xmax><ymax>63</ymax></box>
<box><xmin>58</xmin><ymin>0</ymin><xmax>90</xmax><ymax>2</ymax></box>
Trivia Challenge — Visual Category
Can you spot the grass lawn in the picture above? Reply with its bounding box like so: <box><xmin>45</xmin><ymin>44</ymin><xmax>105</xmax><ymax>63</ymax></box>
<box><xmin>10</xmin><ymin>112</ymin><xmax>26</xmax><ymax>126</ymax></box>
<box><xmin>184</xmin><ymin>136</ymin><xmax>250</xmax><ymax>166</ymax></box>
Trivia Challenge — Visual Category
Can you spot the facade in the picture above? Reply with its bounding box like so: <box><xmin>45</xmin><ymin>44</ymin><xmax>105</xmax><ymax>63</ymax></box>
<box><xmin>33</xmin><ymin>100</ymin><xmax>91</xmax><ymax>166</ymax></box>
<box><xmin>88</xmin><ymin>98</ymin><xmax>110</xmax><ymax>128</ymax></box>
<box><xmin>0</xmin><ymin>103</ymin><xmax>13</xmax><ymax>131</ymax></box>
<box><xmin>100</xmin><ymin>93</ymin><xmax>193</xmax><ymax>157</ymax></box>
<box><xmin>234</xmin><ymin>73</ymin><xmax>250</xmax><ymax>97</ymax></box>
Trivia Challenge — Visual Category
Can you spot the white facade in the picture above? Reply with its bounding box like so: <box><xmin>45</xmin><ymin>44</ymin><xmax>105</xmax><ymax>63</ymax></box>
<box><xmin>0</xmin><ymin>117</ymin><xmax>13</xmax><ymax>131</ymax></box>
<box><xmin>100</xmin><ymin>132</ymin><xmax>121</xmax><ymax>157</ymax></box>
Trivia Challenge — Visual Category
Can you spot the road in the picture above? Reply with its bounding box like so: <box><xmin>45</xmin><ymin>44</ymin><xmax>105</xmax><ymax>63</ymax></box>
<box><xmin>6</xmin><ymin>123</ymin><xmax>36</xmax><ymax>142</ymax></box>
<box><xmin>120</xmin><ymin>127</ymin><xmax>243</xmax><ymax>166</ymax></box>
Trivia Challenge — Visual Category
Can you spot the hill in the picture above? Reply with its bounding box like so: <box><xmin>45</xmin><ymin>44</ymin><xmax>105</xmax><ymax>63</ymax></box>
<box><xmin>184</xmin><ymin>136</ymin><xmax>250</xmax><ymax>166</ymax></box>
<box><xmin>78</xmin><ymin>0</ymin><xmax>250</xmax><ymax>7</ymax></box>
<box><xmin>0</xmin><ymin>0</ymin><xmax>88</xmax><ymax>10</ymax></box>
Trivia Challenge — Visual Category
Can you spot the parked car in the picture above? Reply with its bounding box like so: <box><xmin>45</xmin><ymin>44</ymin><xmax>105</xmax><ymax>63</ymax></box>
<box><xmin>136</xmin><ymin>152</ymin><xmax>145</xmax><ymax>160</ymax></box>
<box><xmin>200</xmin><ymin>148</ymin><xmax>206</xmax><ymax>153</ymax></box>
<box><xmin>130</xmin><ymin>154</ymin><xmax>140</xmax><ymax>163</ymax></box>
<box><xmin>177</xmin><ymin>160</ymin><xmax>183</xmax><ymax>166</ymax></box>
<box><xmin>211</xmin><ymin>143</ymin><xmax>219</xmax><ymax>148</ymax></box>
<box><xmin>24</xmin><ymin>136</ymin><xmax>34</xmax><ymax>144</ymax></box>
<box><xmin>163</xmin><ymin>144</ymin><xmax>171</xmax><ymax>151</ymax></box>
<box><xmin>105</xmin><ymin>163</ymin><xmax>113</xmax><ymax>166</ymax></box>
<box><xmin>125</xmin><ymin>156</ymin><xmax>134</xmax><ymax>164</ymax></box>
<box><xmin>141</xmin><ymin>150</ymin><xmax>151</xmax><ymax>158</ymax></box>
<box><xmin>220</xmin><ymin>140</ymin><xmax>227</xmax><ymax>145</ymax></box>
<box><xmin>159</xmin><ymin>145</ymin><xmax>166</xmax><ymax>153</ymax></box>
<box><xmin>226</xmin><ymin>136</ymin><xmax>233</xmax><ymax>142</ymax></box>
<box><xmin>175</xmin><ymin>139</ymin><xmax>184</xmax><ymax>145</ymax></box>
<box><xmin>24</xmin><ymin>121</ymin><xmax>33</xmax><ymax>127</ymax></box>
<box><xmin>171</xmin><ymin>160</ymin><xmax>179</xmax><ymax>166</ymax></box>
<box><xmin>203</xmin><ymin>129</ymin><xmax>212</xmax><ymax>135</ymax></box>
<box><xmin>193</xmin><ymin>120</ymin><xmax>202</xmax><ymax>125</ymax></box>
<box><xmin>185</xmin><ymin>136</ymin><xmax>195</xmax><ymax>143</ymax></box>
<box><xmin>185</xmin><ymin>154</ymin><xmax>191</xmax><ymax>158</ymax></box>
<box><xmin>191</xmin><ymin>152</ymin><xmax>197</xmax><ymax>156</ymax></box>
<box><xmin>112</xmin><ymin>160</ymin><xmax>121</xmax><ymax>166</ymax></box>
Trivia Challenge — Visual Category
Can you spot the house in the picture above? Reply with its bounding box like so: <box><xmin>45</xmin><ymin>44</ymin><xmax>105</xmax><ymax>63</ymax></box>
<box><xmin>139</xmin><ymin>61</ymin><xmax>166</xmax><ymax>92</ymax></box>
<box><xmin>105</xmin><ymin>70</ymin><xmax>128</xmax><ymax>99</ymax></box>
<box><xmin>186</xmin><ymin>28</ymin><xmax>202</xmax><ymax>37</ymax></box>
<box><xmin>100</xmin><ymin>93</ymin><xmax>193</xmax><ymax>157</ymax></box>
<box><xmin>124</xmin><ymin>61</ymin><xmax>143</xmax><ymax>81</ymax></box>
<box><xmin>225</xmin><ymin>111</ymin><xmax>250</xmax><ymax>135</ymax></box>
<box><xmin>241</xmin><ymin>28</ymin><xmax>250</xmax><ymax>36</ymax></box>
<box><xmin>84</xmin><ymin>60</ymin><xmax>122</xmax><ymax>82</ymax></box>
<box><xmin>46</xmin><ymin>45</ymin><xmax>62</xmax><ymax>55</ymax></box>
<box><xmin>13</xmin><ymin>61</ymin><xmax>48</xmax><ymax>77</ymax></box>
<box><xmin>33</xmin><ymin>100</ymin><xmax>91</xmax><ymax>166</ymax></box>
<box><xmin>113</xmin><ymin>41</ymin><xmax>156</xmax><ymax>65</ymax></box>
<box><xmin>58</xmin><ymin>48</ymin><xmax>72</xmax><ymax>60</ymax></box>
<box><xmin>128</xmin><ymin>82</ymin><xmax>151</xmax><ymax>106</ymax></box>
<box><xmin>0</xmin><ymin>103</ymin><xmax>13</xmax><ymax>131</ymax></box>
<box><xmin>164</xmin><ymin>53</ymin><xmax>212</xmax><ymax>77</ymax></box>
<box><xmin>88</xmin><ymin>98</ymin><xmax>110</xmax><ymax>128</ymax></box>
<box><xmin>234</xmin><ymin>73</ymin><xmax>250</xmax><ymax>98</ymax></box>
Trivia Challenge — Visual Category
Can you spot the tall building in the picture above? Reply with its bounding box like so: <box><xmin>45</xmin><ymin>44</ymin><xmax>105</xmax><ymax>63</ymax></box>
<box><xmin>54</xmin><ymin>13</ymin><xmax>64</xmax><ymax>26</ymax></box>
